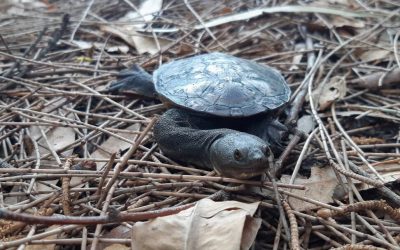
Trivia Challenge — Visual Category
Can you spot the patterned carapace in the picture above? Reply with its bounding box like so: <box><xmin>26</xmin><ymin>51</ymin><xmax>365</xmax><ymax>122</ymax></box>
<box><xmin>153</xmin><ymin>52</ymin><xmax>291</xmax><ymax>117</ymax></box>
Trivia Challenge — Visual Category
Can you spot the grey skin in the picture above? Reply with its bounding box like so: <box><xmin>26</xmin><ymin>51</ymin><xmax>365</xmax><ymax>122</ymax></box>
<box><xmin>152</xmin><ymin>108</ymin><xmax>273</xmax><ymax>179</ymax></box>
<box><xmin>109</xmin><ymin>53</ymin><xmax>290</xmax><ymax>179</ymax></box>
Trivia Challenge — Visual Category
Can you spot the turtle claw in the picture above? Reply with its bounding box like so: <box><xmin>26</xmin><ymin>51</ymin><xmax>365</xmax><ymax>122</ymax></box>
<box><xmin>108</xmin><ymin>78</ymin><xmax>127</xmax><ymax>92</ymax></box>
<box><xmin>270</xmin><ymin>119</ymin><xmax>288</xmax><ymax>132</ymax></box>
<box><xmin>262</xmin><ymin>120</ymin><xmax>288</xmax><ymax>150</ymax></box>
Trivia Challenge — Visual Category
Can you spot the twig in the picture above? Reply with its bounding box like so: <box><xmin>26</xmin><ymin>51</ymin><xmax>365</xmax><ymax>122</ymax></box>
<box><xmin>282</xmin><ymin>200</ymin><xmax>300</xmax><ymax>250</ymax></box>
<box><xmin>266</xmin><ymin>170</ymin><xmax>291</xmax><ymax>244</ymax></box>
<box><xmin>70</xmin><ymin>0</ymin><xmax>94</xmax><ymax>42</ymax></box>
<box><xmin>2</xmin><ymin>27</ymin><xmax>47</xmax><ymax>79</ymax></box>
<box><xmin>61</xmin><ymin>158</ymin><xmax>73</xmax><ymax>215</ymax></box>
<box><xmin>285</xmin><ymin>26</ymin><xmax>316</xmax><ymax>126</ymax></box>
<box><xmin>0</xmin><ymin>203</ymin><xmax>194</xmax><ymax>225</ymax></box>
<box><xmin>318</xmin><ymin>200</ymin><xmax>400</xmax><ymax>222</ymax></box>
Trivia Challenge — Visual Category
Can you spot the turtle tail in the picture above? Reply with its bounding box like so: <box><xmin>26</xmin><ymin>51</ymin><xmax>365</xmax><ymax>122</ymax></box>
<box><xmin>108</xmin><ymin>65</ymin><xmax>156</xmax><ymax>98</ymax></box>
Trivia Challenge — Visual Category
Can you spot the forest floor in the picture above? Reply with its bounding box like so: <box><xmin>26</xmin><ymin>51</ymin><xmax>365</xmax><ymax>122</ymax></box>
<box><xmin>1</xmin><ymin>0</ymin><xmax>400</xmax><ymax>249</ymax></box>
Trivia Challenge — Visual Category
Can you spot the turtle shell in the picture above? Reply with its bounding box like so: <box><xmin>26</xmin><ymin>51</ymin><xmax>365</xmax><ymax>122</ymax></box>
<box><xmin>153</xmin><ymin>52</ymin><xmax>291</xmax><ymax>117</ymax></box>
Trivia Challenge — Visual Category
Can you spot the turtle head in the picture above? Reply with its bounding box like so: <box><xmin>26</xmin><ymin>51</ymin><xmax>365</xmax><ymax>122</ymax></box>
<box><xmin>209</xmin><ymin>133</ymin><xmax>272</xmax><ymax>179</ymax></box>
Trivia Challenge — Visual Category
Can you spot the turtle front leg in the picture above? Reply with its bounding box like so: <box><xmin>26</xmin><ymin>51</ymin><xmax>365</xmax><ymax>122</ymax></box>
<box><xmin>245</xmin><ymin>116</ymin><xmax>288</xmax><ymax>149</ymax></box>
<box><xmin>268</xmin><ymin>119</ymin><xmax>288</xmax><ymax>147</ymax></box>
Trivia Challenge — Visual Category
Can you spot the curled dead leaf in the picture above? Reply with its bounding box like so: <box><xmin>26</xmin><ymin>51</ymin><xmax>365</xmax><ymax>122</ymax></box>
<box><xmin>95</xmin><ymin>225</ymin><xmax>131</xmax><ymax>250</ymax></box>
<box><xmin>350</xmin><ymin>67</ymin><xmax>400</xmax><ymax>89</ymax></box>
<box><xmin>312</xmin><ymin>14</ymin><xmax>365</xmax><ymax>29</ymax></box>
<box><xmin>329</xmin><ymin>15</ymin><xmax>365</xmax><ymax>28</ymax></box>
<box><xmin>4</xmin><ymin>0</ymin><xmax>49</xmax><ymax>15</ymax></box>
<box><xmin>131</xmin><ymin>199</ymin><xmax>261</xmax><ymax>250</ymax></box>
<box><xmin>25</xmin><ymin>225</ymin><xmax>59</xmax><ymax>250</ymax></box>
<box><xmin>359</xmin><ymin>49</ymin><xmax>391</xmax><ymax>62</ymax></box>
<box><xmin>312</xmin><ymin>76</ymin><xmax>347</xmax><ymax>111</ymax></box>
<box><xmin>28</xmin><ymin>98</ymin><xmax>76</xmax><ymax>196</ymax></box>
<box><xmin>281</xmin><ymin>166</ymin><xmax>340</xmax><ymax>211</ymax></box>
<box><xmin>104</xmin><ymin>244</ymin><xmax>130</xmax><ymax>250</ymax></box>
<box><xmin>290</xmin><ymin>43</ymin><xmax>305</xmax><ymax>71</ymax></box>
<box><xmin>90</xmin><ymin>124</ymin><xmax>140</xmax><ymax>171</ymax></box>
<box><xmin>101</xmin><ymin>0</ymin><xmax>170</xmax><ymax>55</ymax></box>
<box><xmin>72</xmin><ymin>40</ymin><xmax>130</xmax><ymax>54</ymax></box>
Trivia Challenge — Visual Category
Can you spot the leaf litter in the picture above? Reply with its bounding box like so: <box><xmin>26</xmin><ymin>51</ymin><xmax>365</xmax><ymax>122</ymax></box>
<box><xmin>1</xmin><ymin>0</ymin><xmax>400</xmax><ymax>249</ymax></box>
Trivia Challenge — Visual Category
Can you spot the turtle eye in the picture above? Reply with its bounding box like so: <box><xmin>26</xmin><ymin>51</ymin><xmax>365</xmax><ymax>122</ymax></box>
<box><xmin>234</xmin><ymin>149</ymin><xmax>243</xmax><ymax>161</ymax></box>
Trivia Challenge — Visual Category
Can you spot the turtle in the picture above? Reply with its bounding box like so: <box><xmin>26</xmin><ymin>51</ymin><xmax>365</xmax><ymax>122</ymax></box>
<box><xmin>109</xmin><ymin>52</ymin><xmax>291</xmax><ymax>179</ymax></box>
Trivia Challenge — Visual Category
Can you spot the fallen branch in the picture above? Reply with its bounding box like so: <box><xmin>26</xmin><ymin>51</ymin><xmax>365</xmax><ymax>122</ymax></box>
<box><xmin>0</xmin><ymin>203</ymin><xmax>194</xmax><ymax>225</ymax></box>
<box><xmin>350</xmin><ymin>68</ymin><xmax>400</xmax><ymax>89</ymax></box>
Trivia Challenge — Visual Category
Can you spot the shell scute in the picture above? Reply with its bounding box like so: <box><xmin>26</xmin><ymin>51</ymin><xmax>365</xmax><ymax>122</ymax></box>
<box><xmin>154</xmin><ymin>52</ymin><xmax>291</xmax><ymax>117</ymax></box>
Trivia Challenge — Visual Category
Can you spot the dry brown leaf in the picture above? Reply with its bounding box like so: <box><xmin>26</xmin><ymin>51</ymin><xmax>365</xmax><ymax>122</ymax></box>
<box><xmin>29</xmin><ymin>99</ymin><xmax>75</xmax><ymax>160</ymax></box>
<box><xmin>105</xmin><ymin>45</ymin><xmax>129</xmax><ymax>54</ymax></box>
<box><xmin>330</xmin><ymin>16</ymin><xmax>364</xmax><ymax>28</ymax></box>
<box><xmin>0</xmin><ymin>220</ymin><xmax>26</xmax><ymax>239</ymax></box>
<box><xmin>1</xmin><ymin>101</ymin><xmax>74</xmax><ymax>204</ymax></box>
<box><xmin>101</xmin><ymin>0</ymin><xmax>170</xmax><ymax>55</ymax></box>
<box><xmin>72</xmin><ymin>40</ymin><xmax>129</xmax><ymax>56</ymax></box>
<box><xmin>25</xmin><ymin>225</ymin><xmax>59</xmax><ymax>250</ymax></box>
<box><xmin>3</xmin><ymin>195</ymin><xmax>18</xmax><ymax>207</ymax></box>
<box><xmin>312</xmin><ymin>14</ymin><xmax>365</xmax><ymax>29</ymax></box>
<box><xmin>359</xmin><ymin>49</ymin><xmax>391</xmax><ymax>62</ymax></box>
<box><xmin>104</xmin><ymin>244</ymin><xmax>130</xmax><ymax>250</ymax></box>
<box><xmin>140</xmin><ymin>5</ymin><xmax>372</xmax><ymax>33</ymax></box>
<box><xmin>170</xmin><ymin>43</ymin><xmax>195</xmax><ymax>57</ymax></box>
<box><xmin>4</xmin><ymin>0</ymin><xmax>48</xmax><ymax>15</ymax></box>
<box><xmin>71</xmin><ymin>40</ymin><xmax>93</xmax><ymax>50</ymax></box>
<box><xmin>131</xmin><ymin>199</ymin><xmax>261</xmax><ymax>250</ymax></box>
<box><xmin>306</xmin><ymin>1</ymin><xmax>365</xmax><ymax>36</ymax></box>
<box><xmin>96</xmin><ymin>225</ymin><xmax>131</xmax><ymax>250</ymax></box>
<box><xmin>281</xmin><ymin>167</ymin><xmax>340</xmax><ymax>211</ymax></box>
<box><xmin>100</xmin><ymin>24</ymin><xmax>170</xmax><ymax>55</ymax></box>
<box><xmin>350</xmin><ymin>67</ymin><xmax>400</xmax><ymax>89</ymax></box>
<box><xmin>378</xmin><ymin>170</ymin><xmax>400</xmax><ymax>184</ymax></box>
<box><xmin>90</xmin><ymin>124</ymin><xmax>140</xmax><ymax>171</ymax></box>
<box><xmin>356</xmin><ymin>173</ymin><xmax>400</xmax><ymax>191</ymax></box>
<box><xmin>290</xmin><ymin>43</ymin><xmax>305</xmax><ymax>71</ymax></box>
<box><xmin>313</xmin><ymin>76</ymin><xmax>347</xmax><ymax>111</ymax></box>
<box><xmin>356</xmin><ymin>162</ymin><xmax>400</xmax><ymax>191</ymax></box>
<box><xmin>27</xmin><ymin>99</ymin><xmax>76</xmax><ymax>196</ymax></box>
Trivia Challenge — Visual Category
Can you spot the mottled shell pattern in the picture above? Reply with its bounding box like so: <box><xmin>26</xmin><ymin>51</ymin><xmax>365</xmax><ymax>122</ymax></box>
<box><xmin>153</xmin><ymin>52</ymin><xmax>291</xmax><ymax>117</ymax></box>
